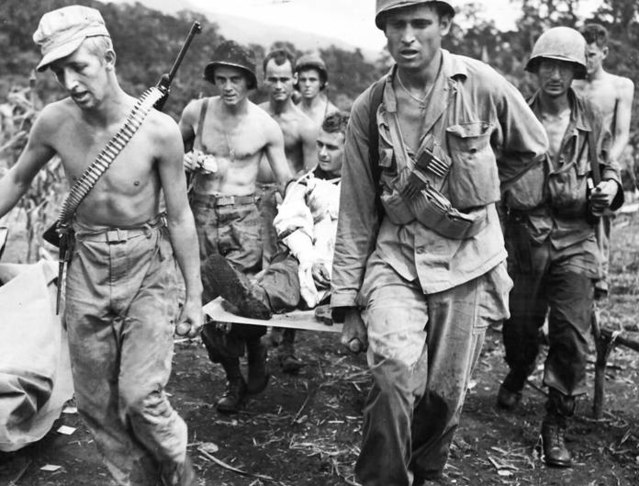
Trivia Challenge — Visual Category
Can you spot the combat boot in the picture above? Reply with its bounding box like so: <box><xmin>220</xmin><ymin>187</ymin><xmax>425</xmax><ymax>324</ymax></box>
<box><xmin>496</xmin><ymin>368</ymin><xmax>530</xmax><ymax>410</ymax></box>
<box><xmin>216</xmin><ymin>358</ymin><xmax>247</xmax><ymax>414</ymax></box>
<box><xmin>246</xmin><ymin>339</ymin><xmax>269</xmax><ymax>394</ymax></box>
<box><xmin>540</xmin><ymin>416</ymin><xmax>572</xmax><ymax>467</ymax></box>
<box><xmin>278</xmin><ymin>329</ymin><xmax>304</xmax><ymax>374</ymax></box>
<box><xmin>540</xmin><ymin>389</ymin><xmax>574</xmax><ymax>468</ymax></box>
<box><xmin>205</xmin><ymin>255</ymin><xmax>272</xmax><ymax>319</ymax></box>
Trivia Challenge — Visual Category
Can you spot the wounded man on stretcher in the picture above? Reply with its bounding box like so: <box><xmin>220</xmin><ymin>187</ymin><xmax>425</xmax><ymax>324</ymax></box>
<box><xmin>202</xmin><ymin>163</ymin><xmax>341</xmax><ymax>326</ymax></box>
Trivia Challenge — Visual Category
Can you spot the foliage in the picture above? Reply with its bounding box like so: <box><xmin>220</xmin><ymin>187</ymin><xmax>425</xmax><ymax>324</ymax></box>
<box><xmin>1</xmin><ymin>0</ymin><xmax>639</xmax><ymax>260</ymax></box>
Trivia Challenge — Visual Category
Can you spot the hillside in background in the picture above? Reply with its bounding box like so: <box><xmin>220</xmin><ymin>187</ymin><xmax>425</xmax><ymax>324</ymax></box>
<box><xmin>112</xmin><ymin>0</ymin><xmax>380</xmax><ymax>60</ymax></box>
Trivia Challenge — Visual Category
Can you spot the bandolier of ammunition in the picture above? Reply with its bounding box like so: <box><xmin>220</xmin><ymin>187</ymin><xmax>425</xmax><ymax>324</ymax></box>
<box><xmin>50</xmin><ymin>86</ymin><xmax>164</xmax><ymax>314</ymax></box>
<box><xmin>56</xmin><ymin>86</ymin><xmax>165</xmax><ymax>230</ymax></box>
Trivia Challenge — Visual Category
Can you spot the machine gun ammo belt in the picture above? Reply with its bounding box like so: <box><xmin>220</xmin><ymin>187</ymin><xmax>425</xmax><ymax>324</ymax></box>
<box><xmin>43</xmin><ymin>86</ymin><xmax>165</xmax><ymax>247</ymax></box>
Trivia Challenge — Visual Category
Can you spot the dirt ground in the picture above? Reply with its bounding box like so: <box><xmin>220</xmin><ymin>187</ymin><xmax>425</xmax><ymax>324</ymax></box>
<box><xmin>1</xmin><ymin>210</ymin><xmax>639</xmax><ymax>486</ymax></box>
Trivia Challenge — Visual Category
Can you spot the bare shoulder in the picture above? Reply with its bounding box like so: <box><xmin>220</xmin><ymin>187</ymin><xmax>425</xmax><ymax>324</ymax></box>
<box><xmin>146</xmin><ymin>109</ymin><xmax>182</xmax><ymax>147</ymax></box>
<box><xmin>613</xmin><ymin>74</ymin><xmax>635</xmax><ymax>95</ymax></box>
<box><xmin>180</xmin><ymin>97</ymin><xmax>206</xmax><ymax>123</ymax></box>
<box><xmin>31</xmin><ymin>98</ymin><xmax>77</xmax><ymax>142</ymax></box>
<box><xmin>250</xmin><ymin>102</ymin><xmax>281</xmax><ymax>134</ymax></box>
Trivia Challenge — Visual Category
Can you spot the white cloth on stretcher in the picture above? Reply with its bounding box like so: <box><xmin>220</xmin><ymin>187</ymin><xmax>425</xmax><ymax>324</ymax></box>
<box><xmin>0</xmin><ymin>260</ymin><xmax>74</xmax><ymax>452</ymax></box>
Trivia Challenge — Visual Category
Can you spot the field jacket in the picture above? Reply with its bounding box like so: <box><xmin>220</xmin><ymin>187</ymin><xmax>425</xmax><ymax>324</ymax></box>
<box><xmin>331</xmin><ymin>50</ymin><xmax>549</xmax><ymax>306</ymax></box>
<box><xmin>508</xmin><ymin>88</ymin><xmax>623</xmax><ymax>250</ymax></box>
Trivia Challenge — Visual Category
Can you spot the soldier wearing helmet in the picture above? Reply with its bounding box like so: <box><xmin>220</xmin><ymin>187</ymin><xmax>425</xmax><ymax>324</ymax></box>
<box><xmin>331</xmin><ymin>1</ymin><xmax>548</xmax><ymax>484</ymax></box>
<box><xmin>574</xmin><ymin>24</ymin><xmax>636</xmax><ymax>300</ymax></box>
<box><xmin>294</xmin><ymin>52</ymin><xmax>339</xmax><ymax>127</ymax></box>
<box><xmin>498</xmin><ymin>26</ymin><xmax>623</xmax><ymax>468</ymax></box>
<box><xmin>178</xmin><ymin>40</ymin><xmax>293</xmax><ymax>414</ymax></box>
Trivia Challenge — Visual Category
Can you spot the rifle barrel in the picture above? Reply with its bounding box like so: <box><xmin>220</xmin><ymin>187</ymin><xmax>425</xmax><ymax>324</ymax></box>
<box><xmin>167</xmin><ymin>21</ymin><xmax>202</xmax><ymax>84</ymax></box>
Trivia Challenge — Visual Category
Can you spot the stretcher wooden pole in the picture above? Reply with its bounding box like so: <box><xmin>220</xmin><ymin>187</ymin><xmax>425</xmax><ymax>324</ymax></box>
<box><xmin>203</xmin><ymin>297</ymin><xmax>343</xmax><ymax>333</ymax></box>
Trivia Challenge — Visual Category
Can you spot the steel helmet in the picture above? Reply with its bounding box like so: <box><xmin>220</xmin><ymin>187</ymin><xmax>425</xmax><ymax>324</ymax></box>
<box><xmin>204</xmin><ymin>40</ymin><xmax>257</xmax><ymax>89</ymax></box>
<box><xmin>525</xmin><ymin>27</ymin><xmax>587</xmax><ymax>79</ymax></box>
<box><xmin>295</xmin><ymin>53</ymin><xmax>328</xmax><ymax>84</ymax></box>
<box><xmin>375</xmin><ymin>0</ymin><xmax>456</xmax><ymax>30</ymax></box>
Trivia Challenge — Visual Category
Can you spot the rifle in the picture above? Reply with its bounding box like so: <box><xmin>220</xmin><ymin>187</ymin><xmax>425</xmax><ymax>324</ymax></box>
<box><xmin>42</xmin><ymin>21</ymin><xmax>201</xmax><ymax>312</ymax></box>
<box><xmin>155</xmin><ymin>21</ymin><xmax>202</xmax><ymax>111</ymax></box>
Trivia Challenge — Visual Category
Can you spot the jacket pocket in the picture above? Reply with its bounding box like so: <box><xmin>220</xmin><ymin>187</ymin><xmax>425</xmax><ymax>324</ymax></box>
<box><xmin>547</xmin><ymin>158</ymin><xmax>589</xmax><ymax>218</ymax></box>
<box><xmin>504</xmin><ymin>157</ymin><xmax>547</xmax><ymax>211</ymax></box>
<box><xmin>446</xmin><ymin>122</ymin><xmax>500</xmax><ymax>210</ymax></box>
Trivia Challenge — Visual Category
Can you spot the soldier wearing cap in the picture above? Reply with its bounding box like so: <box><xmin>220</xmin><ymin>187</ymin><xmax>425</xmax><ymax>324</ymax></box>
<box><xmin>0</xmin><ymin>5</ymin><xmax>202</xmax><ymax>485</ymax></box>
<box><xmin>178</xmin><ymin>40</ymin><xmax>292</xmax><ymax>414</ymax></box>
<box><xmin>294</xmin><ymin>52</ymin><xmax>339</xmax><ymax>127</ymax></box>
<box><xmin>330</xmin><ymin>1</ymin><xmax>548</xmax><ymax>483</ymax></box>
<box><xmin>497</xmin><ymin>26</ymin><xmax>623</xmax><ymax>468</ymax></box>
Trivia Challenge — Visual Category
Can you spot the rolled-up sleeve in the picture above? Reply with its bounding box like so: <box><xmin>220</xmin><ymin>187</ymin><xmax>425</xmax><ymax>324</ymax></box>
<box><xmin>331</xmin><ymin>89</ymin><xmax>381</xmax><ymax>307</ymax></box>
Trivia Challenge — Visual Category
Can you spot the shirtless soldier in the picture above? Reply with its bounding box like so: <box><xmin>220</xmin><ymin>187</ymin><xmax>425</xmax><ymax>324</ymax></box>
<box><xmin>0</xmin><ymin>6</ymin><xmax>202</xmax><ymax>485</ymax></box>
<box><xmin>294</xmin><ymin>53</ymin><xmax>339</xmax><ymax>128</ymax></box>
<box><xmin>574</xmin><ymin>23</ymin><xmax>635</xmax><ymax>297</ymax></box>
<box><xmin>178</xmin><ymin>40</ymin><xmax>292</xmax><ymax>413</ymax></box>
<box><xmin>258</xmin><ymin>48</ymin><xmax>317</xmax><ymax>373</ymax></box>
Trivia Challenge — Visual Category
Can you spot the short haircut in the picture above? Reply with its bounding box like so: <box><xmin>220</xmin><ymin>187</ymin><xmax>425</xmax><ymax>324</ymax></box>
<box><xmin>321</xmin><ymin>111</ymin><xmax>349</xmax><ymax>136</ymax></box>
<box><xmin>582</xmin><ymin>23</ymin><xmax>608</xmax><ymax>47</ymax></box>
<box><xmin>262</xmin><ymin>48</ymin><xmax>295</xmax><ymax>74</ymax></box>
<box><xmin>83</xmin><ymin>35</ymin><xmax>114</xmax><ymax>59</ymax></box>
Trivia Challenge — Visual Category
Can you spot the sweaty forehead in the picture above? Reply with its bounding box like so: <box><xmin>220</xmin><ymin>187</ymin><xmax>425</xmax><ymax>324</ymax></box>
<box><xmin>318</xmin><ymin>130</ymin><xmax>345</xmax><ymax>146</ymax></box>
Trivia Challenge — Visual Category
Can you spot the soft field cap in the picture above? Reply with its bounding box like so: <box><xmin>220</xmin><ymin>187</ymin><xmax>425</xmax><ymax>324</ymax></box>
<box><xmin>33</xmin><ymin>5</ymin><xmax>110</xmax><ymax>72</ymax></box>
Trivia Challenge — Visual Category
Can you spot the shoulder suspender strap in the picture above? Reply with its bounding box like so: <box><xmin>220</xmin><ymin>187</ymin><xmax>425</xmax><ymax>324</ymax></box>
<box><xmin>588</xmin><ymin>130</ymin><xmax>601</xmax><ymax>185</ymax></box>
<box><xmin>368</xmin><ymin>78</ymin><xmax>385</xmax><ymax>184</ymax></box>
<box><xmin>195</xmin><ymin>98</ymin><xmax>209</xmax><ymax>150</ymax></box>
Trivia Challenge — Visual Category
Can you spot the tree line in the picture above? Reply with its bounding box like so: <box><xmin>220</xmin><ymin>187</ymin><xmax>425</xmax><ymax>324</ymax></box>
<box><xmin>0</xmin><ymin>0</ymin><xmax>637</xmax><ymax>138</ymax></box>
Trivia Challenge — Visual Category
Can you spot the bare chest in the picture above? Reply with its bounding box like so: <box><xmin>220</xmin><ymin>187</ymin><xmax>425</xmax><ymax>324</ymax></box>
<box><xmin>542</xmin><ymin>115</ymin><xmax>571</xmax><ymax>159</ymax></box>
<box><xmin>54</xmin><ymin>122</ymin><xmax>156</xmax><ymax>194</ymax></box>
<box><xmin>199</xmin><ymin>118</ymin><xmax>266</xmax><ymax>161</ymax></box>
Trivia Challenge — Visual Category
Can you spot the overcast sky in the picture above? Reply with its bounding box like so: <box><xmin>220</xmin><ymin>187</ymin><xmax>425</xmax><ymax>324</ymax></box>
<box><xmin>196</xmin><ymin>0</ymin><xmax>601</xmax><ymax>50</ymax></box>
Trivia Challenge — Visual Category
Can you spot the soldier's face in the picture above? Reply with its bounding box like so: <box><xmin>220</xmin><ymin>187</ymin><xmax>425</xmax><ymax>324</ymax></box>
<box><xmin>384</xmin><ymin>4</ymin><xmax>450</xmax><ymax>73</ymax></box>
<box><xmin>297</xmin><ymin>69</ymin><xmax>322</xmax><ymax>99</ymax></box>
<box><xmin>49</xmin><ymin>42</ymin><xmax>112</xmax><ymax>110</ymax></box>
<box><xmin>265</xmin><ymin>59</ymin><xmax>294</xmax><ymax>102</ymax></box>
<box><xmin>214</xmin><ymin>66</ymin><xmax>249</xmax><ymax>106</ymax></box>
<box><xmin>585</xmin><ymin>43</ymin><xmax>607</xmax><ymax>75</ymax></box>
<box><xmin>316</xmin><ymin>129</ymin><xmax>345</xmax><ymax>175</ymax></box>
<box><xmin>537</xmin><ymin>59</ymin><xmax>575</xmax><ymax>98</ymax></box>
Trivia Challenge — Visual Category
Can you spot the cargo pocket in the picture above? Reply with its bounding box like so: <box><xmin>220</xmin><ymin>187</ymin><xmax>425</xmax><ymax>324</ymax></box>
<box><xmin>504</xmin><ymin>157</ymin><xmax>548</xmax><ymax>211</ymax></box>
<box><xmin>547</xmin><ymin>159</ymin><xmax>589</xmax><ymax>218</ymax></box>
<box><xmin>446</xmin><ymin>122</ymin><xmax>500</xmax><ymax>209</ymax></box>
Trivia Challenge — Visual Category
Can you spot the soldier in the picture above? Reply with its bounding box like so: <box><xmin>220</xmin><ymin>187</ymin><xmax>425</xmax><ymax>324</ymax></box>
<box><xmin>0</xmin><ymin>6</ymin><xmax>202</xmax><ymax>485</ymax></box>
<box><xmin>497</xmin><ymin>27</ymin><xmax>623</xmax><ymax>468</ymax></box>
<box><xmin>574</xmin><ymin>23</ymin><xmax>635</xmax><ymax>298</ymax></box>
<box><xmin>294</xmin><ymin>53</ymin><xmax>339</xmax><ymax>127</ymax></box>
<box><xmin>258</xmin><ymin>48</ymin><xmax>318</xmax><ymax>372</ymax></box>
<box><xmin>178</xmin><ymin>41</ymin><xmax>292</xmax><ymax>413</ymax></box>
<box><xmin>330</xmin><ymin>1</ymin><xmax>548</xmax><ymax>484</ymax></box>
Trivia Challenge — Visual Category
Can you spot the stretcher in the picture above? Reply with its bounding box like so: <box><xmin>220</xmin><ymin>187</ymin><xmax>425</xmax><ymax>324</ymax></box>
<box><xmin>203</xmin><ymin>297</ymin><xmax>342</xmax><ymax>333</ymax></box>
